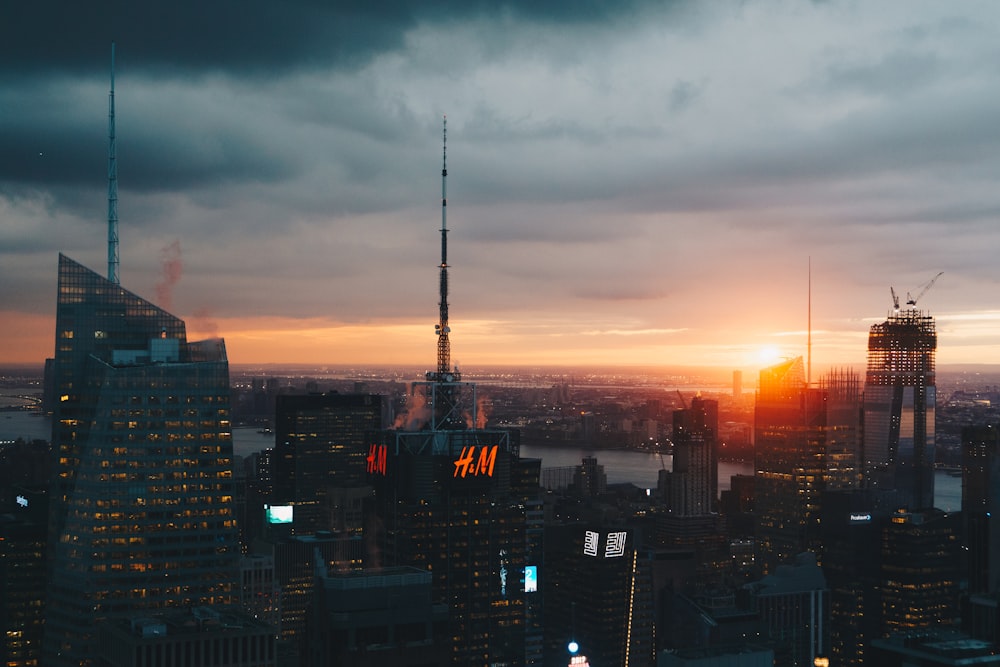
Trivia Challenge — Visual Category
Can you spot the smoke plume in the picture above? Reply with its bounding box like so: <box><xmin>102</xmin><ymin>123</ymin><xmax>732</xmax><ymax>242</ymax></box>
<box><xmin>155</xmin><ymin>240</ymin><xmax>182</xmax><ymax>311</ymax></box>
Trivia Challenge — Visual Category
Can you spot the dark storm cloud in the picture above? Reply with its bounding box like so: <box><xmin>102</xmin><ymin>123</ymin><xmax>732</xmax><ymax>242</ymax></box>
<box><xmin>0</xmin><ymin>0</ymin><xmax>663</xmax><ymax>78</ymax></box>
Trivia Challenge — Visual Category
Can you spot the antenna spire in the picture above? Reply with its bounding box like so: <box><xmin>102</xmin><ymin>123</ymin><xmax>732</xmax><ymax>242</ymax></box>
<box><xmin>435</xmin><ymin>115</ymin><xmax>453</xmax><ymax>377</ymax></box>
<box><xmin>107</xmin><ymin>42</ymin><xmax>119</xmax><ymax>284</ymax></box>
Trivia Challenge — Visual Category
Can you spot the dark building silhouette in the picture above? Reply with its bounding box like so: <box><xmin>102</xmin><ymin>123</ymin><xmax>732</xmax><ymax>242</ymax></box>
<box><xmin>372</xmin><ymin>392</ymin><xmax>530</xmax><ymax>666</ymax></box>
<box><xmin>753</xmin><ymin>358</ymin><xmax>826</xmax><ymax>572</ymax></box>
<box><xmin>304</xmin><ymin>565</ymin><xmax>449</xmax><ymax>667</ymax></box>
<box><xmin>962</xmin><ymin>424</ymin><xmax>1000</xmax><ymax>596</ymax></box>
<box><xmin>880</xmin><ymin>508</ymin><xmax>962</xmax><ymax>633</ymax></box>
<box><xmin>1</xmin><ymin>510</ymin><xmax>47</xmax><ymax>666</ymax></box>
<box><xmin>272</xmin><ymin>392</ymin><xmax>388</xmax><ymax>533</ymax></box>
<box><xmin>820</xmin><ymin>488</ymin><xmax>898</xmax><ymax>667</ymax></box>
<box><xmin>740</xmin><ymin>552</ymin><xmax>829</xmax><ymax>667</ymax></box>
<box><xmin>670</xmin><ymin>395</ymin><xmax>718</xmax><ymax>515</ymax></box>
<box><xmin>96</xmin><ymin>607</ymin><xmax>276</xmax><ymax>667</ymax></box>
<box><xmin>754</xmin><ymin>359</ymin><xmax>863</xmax><ymax>574</ymax></box>
<box><xmin>542</xmin><ymin>522</ymin><xmax>654</xmax><ymax>667</ymax></box>
<box><xmin>863</xmin><ymin>309</ymin><xmax>937</xmax><ymax>509</ymax></box>
<box><xmin>44</xmin><ymin>255</ymin><xmax>239</xmax><ymax>666</ymax></box>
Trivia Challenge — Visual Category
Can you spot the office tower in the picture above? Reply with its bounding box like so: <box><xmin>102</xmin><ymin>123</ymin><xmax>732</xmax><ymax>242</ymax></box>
<box><xmin>962</xmin><ymin>424</ymin><xmax>1000</xmax><ymax>595</ymax></box>
<box><xmin>272</xmin><ymin>392</ymin><xmax>388</xmax><ymax>533</ymax></box>
<box><xmin>573</xmin><ymin>455</ymin><xmax>607</xmax><ymax>496</ymax></box>
<box><xmin>754</xmin><ymin>359</ymin><xmax>863</xmax><ymax>574</ymax></box>
<box><xmin>863</xmin><ymin>309</ymin><xmax>937</xmax><ymax>509</ymax></box>
<box><xmin>96</xmin><ymin>608</ymin><xmax>276</xmax><ymax>667</ymax></box>
<box><xmin>543</xmin><ymin>523</ymin><xmax>654</xmax><ymax>667</ymax></box>
<box><xmin>44</xmin><ymin>255</ymin><xmax>239</xmax><ymax>666</ymax></box>
<box><xmin>753</xmin><ymin>357</ymin><xmax>826</xmax><ymax>572</ymax></box>
<box><xmin>368</xmin><ymin>118</ymin><xmax>529</xmax><ymax>665</ymax></box>
<box><xmin>239</xmin><ymin>554</ymin><xmax>282</xmax><ymax>630</ymax></box>
<box><xmin>1</xmin><ymin>511</ymin><xmax>47</xmax><ymax>666</ymax></box>
<box><xmin>880</xmin><ymin>508</ymin><xmax>961</xmax><ymax>633</ymax></box>
<box><xmin>740</xmin><ymin>553</ymin><xmax>829</xmax><ymax>667</ymax></box>
<box><xmin>305</xmin><ymin>566</ymin><xmax>449</xmax><ymax>667</ymax></box>
<box><xmin>255</xmin><ymin>532</ymin><xmax>366</xmax><ymax>660</ymax></box>
<box><xmin>372</xmin><ymin>421</ymin><xmax>528</xmax><ymax>666</ymax></box>
<box><xmin>670</xmin><ymin>396</ymin><xmax>718</xmax><ymax>515</ymax></box>
<box><xmin>820</xmin><ymin>489</ymin><xmax>898</xmax><ymax>667</ymax></box>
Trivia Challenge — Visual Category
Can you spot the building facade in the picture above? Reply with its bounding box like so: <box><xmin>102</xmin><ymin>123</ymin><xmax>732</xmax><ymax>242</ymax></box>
<box><xmin>863</xmin><ymin>310</ymin><xmax>937</xmax><ymax>509</ymax></box>
<box><xmin>272</xmin><ymin>392</ymin><xmax>388</xmax><ymax>534</ymax></box>
<box><xmin>44</xmin><ymin>255</ymin><xmax>239</xmax><ymax>666</ymax></box>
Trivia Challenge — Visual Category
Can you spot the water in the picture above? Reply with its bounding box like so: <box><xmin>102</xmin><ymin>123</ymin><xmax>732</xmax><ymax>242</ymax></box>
<box><xmin>0</xmin><ymin>409</ymin><xmax>51</xmax><ymax>444</ymax></box>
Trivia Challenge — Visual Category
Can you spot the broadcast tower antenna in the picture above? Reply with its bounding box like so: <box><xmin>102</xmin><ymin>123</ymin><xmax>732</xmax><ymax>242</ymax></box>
<box><xmin>433</xmin><ymin>115</ymin><xmax>457</xmax><ymax>381</ymax></box>
<box><xmin>107</xmin><ymin>42</ymin><xmax>119</xmax><ymax>284</ymax></box>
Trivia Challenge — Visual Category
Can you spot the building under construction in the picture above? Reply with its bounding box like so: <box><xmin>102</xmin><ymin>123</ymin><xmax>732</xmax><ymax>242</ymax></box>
<box><xmin>863</xmin><ymin>309</ymin><xmax>937</xmax><ymax>510</ymax></box>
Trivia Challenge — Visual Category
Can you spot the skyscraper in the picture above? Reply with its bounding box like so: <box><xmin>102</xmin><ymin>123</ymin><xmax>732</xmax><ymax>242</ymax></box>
<box><xmin>367</xmin><ymin>117</ymin><xmax>530</xmax><ymax>665</ymax></box>
<box><xmin>44</xmin><ymin>255</ymin><xmax>239</xmax><ymax>666</ymax></box>
<box><xmin>962</xmin><ymin>424</ymin><xmax>1000</xmax><ymax>596</ymax></box>
<box><xmin>754</xmin><ymin>357</ymin><xmax>826</xmax><ymax>572</ymax></box>
<box><xmin>272</xmin><ymin>392</ymin><xmax>389</xmax><ymax>533</ymax></box>
<box><xmin>863</xmin><ymin>309</ymin><xmax>937</xmax><ymax>509</ymax></box>
<box><xmin>670</xmin><ymin>396</ymin><xmax>718</xmax><ymax>516</ymax></box>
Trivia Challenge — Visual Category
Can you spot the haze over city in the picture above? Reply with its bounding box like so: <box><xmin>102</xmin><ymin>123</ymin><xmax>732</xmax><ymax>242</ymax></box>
<box><xmin>3</xmin><ymin>1</ymin><xmax>1000</xmax><ymax>375</ymax></box>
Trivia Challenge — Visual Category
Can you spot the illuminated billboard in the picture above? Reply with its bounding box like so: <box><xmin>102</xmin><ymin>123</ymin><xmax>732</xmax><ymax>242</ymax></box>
<box><xmin>525</xmin><ymin>565</ymin><xmax>538</xmax><ymax>593</ymax></box>
<box><xmin>583</xmin><ymin>530</ymin><xmax>628</xmax><ymax>558</ymax></box>
<box><xmin>264</xmin><ymin>504</ymin><xmax>293</xmax><ymax>524</ymax></box>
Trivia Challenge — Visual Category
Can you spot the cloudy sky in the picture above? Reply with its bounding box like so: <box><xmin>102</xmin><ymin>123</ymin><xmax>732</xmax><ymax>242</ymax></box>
<box><xmin>3</xmin><ymin>0</ymin><xmax>1000</xmax><ymax>376</ymax></box>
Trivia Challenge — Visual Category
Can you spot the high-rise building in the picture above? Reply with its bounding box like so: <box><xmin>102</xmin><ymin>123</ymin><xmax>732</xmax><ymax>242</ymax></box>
<box><xmin>740</xmin><ymin>553</ymin><xmax>829</xmax><ymax>667</ymax></box>
<box><xmin>542</xmin><ymin>523</ymin><xmax>654</xmax><ymax>667</ymax></box>
<box><xmin>670</xmin><ymin>396</ymin><xmax>718</xmax><ymax>515</ymax></box>
<box><xmin>44</xmin><ymin>255</ymin><xmax>239</xmax><ymax>666</ymax></box>
<box><xmin>962</xmin><ymin>424</ymin><xmax>1000</xmax><ymax>596</ymax></box>
<box><xmin>754</xmin><ymin>358</ymin><xmax>863</xmax><ymax>574</ymax></box>
<box><xmin>863</xmin><ymin>309</ymin><xmax>937</xmax><ymax>509</ymax></box>
<box><xmin>754</xmin><ymin>358</ymin><xmax>826</xmax><ymax>572</ymax></box>
<box><xmin>272</xmin><ymin>392</ymin><xmax>389</xmax><ymax>533</ymax></box>
<box><xmin>372</xmin><ymin>405</ymin><xmax>529</xmax><ymax>666</ymax></box>
<box><xmin>879</xmin><ymin>508</ymin><xmax>961</xmax><ymax>633</ymax></box>
<box><xmin>1</xmin><ymin>511</ymin><xmax>47</xmax><ymax>667</ymax></box>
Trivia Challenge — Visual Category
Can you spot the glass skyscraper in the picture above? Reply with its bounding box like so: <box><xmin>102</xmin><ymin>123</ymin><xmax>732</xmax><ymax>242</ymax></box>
<box><xmin>44</xmin><ymin>255</ymin><xmax>239</xmax><ymax>666</ymax></box>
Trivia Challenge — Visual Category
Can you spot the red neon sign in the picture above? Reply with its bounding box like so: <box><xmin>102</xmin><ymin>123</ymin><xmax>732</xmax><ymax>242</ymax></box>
<box><xmin>366</xmin><ymin>444</ymin><xmax>387</xmax><ymax>475</ymax></box>
<box><xmin>453</xmin><ymin>444</ymin><xmax>498</xmax><ymax>478</ymax></box>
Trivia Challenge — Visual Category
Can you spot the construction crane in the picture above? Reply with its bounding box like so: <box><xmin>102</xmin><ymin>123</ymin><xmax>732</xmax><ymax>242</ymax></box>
<box><xmin>890</xmin><ymin>286</ymin><xmax>900</xmax><ymax>311</ymax></box>
<box><xmin>906</xmin><ymin>271</ymin><xmax>943</xmax><ymax>307</ymax></box>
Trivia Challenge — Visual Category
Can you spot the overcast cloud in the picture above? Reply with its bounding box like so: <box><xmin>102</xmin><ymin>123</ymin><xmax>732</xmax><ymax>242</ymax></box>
<box><xmin>3</xmin><ymin>0</ymin><xmax>1000</xmax><ymax>371</ymax></box>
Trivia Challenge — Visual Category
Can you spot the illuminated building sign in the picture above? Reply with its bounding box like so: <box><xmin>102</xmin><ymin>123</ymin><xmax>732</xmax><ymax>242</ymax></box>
<box><xmin>453</xmin><ymin>444</ymin><xmax>498</xmax><ymax>478</ymax></box>
<box><xmin>849</xmin><ymin>513</ymin><xmax>872</xmax><ymax>523</ymax></box>
<box><xmin>264</xmin><ymin>504</ymin><xmax>293</xmax><ymax>524</ymax></box>
<box><xmin>583</xmin><ymin>530</ymin><xmax>628</xmax><ymax>558</ymax></box>
<box><xmin>366</xmin><ymin>444</ymin><xmax>388</xmax><ymax>475</ymax></box>
<box><xmin>525</xmin><ymin>565</ymin><xmax>538</xmax><ymax>593</ymax></box>
<box><xmin>16</xmin><ymin>495</ymin><xmax>28</xmax><ymax>508</ymax></box>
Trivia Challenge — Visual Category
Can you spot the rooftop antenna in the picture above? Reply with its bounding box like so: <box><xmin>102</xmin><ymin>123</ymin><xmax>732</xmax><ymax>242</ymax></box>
<box><xmin>433</xmin><ymin>115</ymin><xmax>457</xmax><ymax>381</ymax></box>
<box><xmin>422</xmin><ymin>115</ymin><xmax>466</xmax><ymax>432</ymax></box>
<box><xmin>807</xmin><ymin>257</ymin><xmax>811</xmax><ymax>386</ymax></box>
<box><xmin>107</xmin><ymin>42</ymin><xmax>119</xmax><ymax>284</ymax></box>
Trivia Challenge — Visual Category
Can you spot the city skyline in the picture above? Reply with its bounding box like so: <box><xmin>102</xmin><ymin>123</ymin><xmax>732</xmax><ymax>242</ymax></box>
<box><xmin>3</xmin><ymin>2</ymin><xmax>1000</xmax><ymax>376</ymax></box>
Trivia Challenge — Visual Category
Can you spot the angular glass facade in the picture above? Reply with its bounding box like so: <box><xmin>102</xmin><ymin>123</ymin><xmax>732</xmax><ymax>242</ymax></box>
<box><xmin>45</xmin><ymin>255</ymin><xmax>239</xmax><ymax>666</ymax></box>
